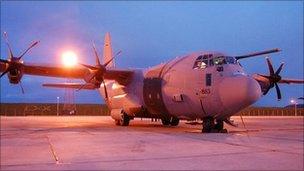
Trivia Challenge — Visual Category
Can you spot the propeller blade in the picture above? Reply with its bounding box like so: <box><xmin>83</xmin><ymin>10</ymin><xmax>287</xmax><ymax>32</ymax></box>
<box><xmin>0</xmin><ymin>69</ymin><xmax>9</xmax><ymax>78</ymax></box>
<box><xmin>263</xmin><ymin>83</ymin><xmax>273</xmax><ymax>95</ymax></box>
<box><xmin>19</xmin><ymin>81</ymin><xmax>25</xmax><ymax>94</ymax></box>
<box><xmin>79</xmin><ymin>63</ymin><xmax>98</xmax><ymax>70</ymax></box>
<box><xmin>266</xmin><ymin>57</ymin><xmax>275</xmax><ymax>75</ymax></box>
<box><xmin>274</xmin><ymin>83</ymin><xmax>281</xmax><ymax>100</ymax></box>
<box><xmin>18</xmin><ymin>41</ymin><xmax>40</xmax><ymax>59</ymax></box>
<box><xmin>77</xmin><ymin>84</ymin><xmax>87</xmax><ymax>91</ymax></box>
<box><xmin>240</xmin><ymin>113</ymin><xmax>251</xmax><ymax>139</ymax></box>
<box><xmin>104</xmin><ymin>50</ymin><xmax>121</xmax><ymax>67</ymax></box>
<box><xmin>240</xmin><ymin>113</ymin><xmax>247</xmax><ymax>131</ymax></box>
<box><xmin>102</xmin><ymin>80</ymin><xmax>108</xmax><ymax>99</ymax></box>
<box><xmin>3</xmin><ymin>32</ymin><xmax>14</xmax><ymax>58</ymax></box>
<box><xmin>77</xmin><ymin>75</ymin><xmax>95</xmax><ymax>91</ymax></box>
<box><xmin>275</xmin><ymin>62</ymin><xmax>284</xmax><ymax>75</ymax></box>
<box><xmin>92</xmin><ymin>43</ymin><xmax>101</xmax><ymax>66</ymax></box>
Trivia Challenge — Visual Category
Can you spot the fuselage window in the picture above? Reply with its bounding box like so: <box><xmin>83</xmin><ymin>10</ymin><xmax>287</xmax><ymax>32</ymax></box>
<box><xmin>206</xmin><ymin>73</ymin><xmax>212</xmax><ymax>86</ymax></box>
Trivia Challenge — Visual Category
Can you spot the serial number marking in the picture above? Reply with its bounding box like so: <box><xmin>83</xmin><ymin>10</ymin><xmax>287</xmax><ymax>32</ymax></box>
<box><xmin>200</xmin><ymin>89</ymin><xmax>211</xmax><ymax>94</ymax></box>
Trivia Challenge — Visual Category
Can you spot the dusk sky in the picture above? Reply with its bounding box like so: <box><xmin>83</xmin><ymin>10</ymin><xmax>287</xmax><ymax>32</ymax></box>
<box><xmin>1</xmin><ymin>1</ymin><xmax>303</xmax><ymax>107</ymax></box>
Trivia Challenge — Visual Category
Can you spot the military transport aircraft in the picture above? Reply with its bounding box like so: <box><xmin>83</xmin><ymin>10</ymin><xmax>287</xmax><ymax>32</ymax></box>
<box><xmin>1</xmin><ymin>32</ymin><xmax>303</xmax><ymax>133</ymax></box>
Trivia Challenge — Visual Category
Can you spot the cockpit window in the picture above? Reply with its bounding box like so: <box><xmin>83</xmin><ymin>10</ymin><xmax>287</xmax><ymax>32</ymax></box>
<box><xmin>226</xmin><ymin>56</ymin><xmax>237</xmax><ymax>64</ymax></box>
<box><xmin>193</xmin><ymin>54</ymin><xmax>237</xmax><ymax>69</ymax></box>
<box><xmin>193</xmin><ymin>55</ymin><xmax>210</xmax><ymax>69</ymax></box>
<box><xmin>209</xmin><ymin>59</ymin><xmax>214</xmax><ymax>66</ymax></box>
<box><xmin>213</xmin><ymin>57</ymin><xmax>226</xmax><ymax>65</ymax></box>
<box><xmin>193</xmin><ymin>60</ymin><xmax>207</xmax><ymax>69</ymax></box>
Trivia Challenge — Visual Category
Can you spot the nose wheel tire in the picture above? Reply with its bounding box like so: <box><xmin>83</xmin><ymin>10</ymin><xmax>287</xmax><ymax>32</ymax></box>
<box><xmin>161</xmin><ymin>117</ymin><xmax>180</xmax><ymax>126</ymax></box>
<box><xmin>202</xmin><ymin>117</ymin><xmax>227</xmax><ymax>133</ymax></box>
<box><xmin>202</xmin><ymin>116</ymin><xmax>215</xmax><ymax>133</ymax></box>
<box><xmin>115</xmin><ymin>112</ymin><xmax>130</xmax><ymax>126</ymax></box>
<box><xmin>214</xmin><ymin>120</ymin><xmax>224</xmax><ymax>130</ymax></box>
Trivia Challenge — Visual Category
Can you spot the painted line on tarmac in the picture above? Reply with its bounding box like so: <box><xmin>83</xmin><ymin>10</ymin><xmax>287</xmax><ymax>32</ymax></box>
<box><xmin>45</xmin><ymin>135</ymin><xmax>60</xmax><ymax>164</ymax></box>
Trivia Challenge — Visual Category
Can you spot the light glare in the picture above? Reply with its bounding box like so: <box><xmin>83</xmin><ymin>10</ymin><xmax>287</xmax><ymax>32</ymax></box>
<box><xmin>62</xmin><ymin>51</ymin><xmax>78</xmax><ymax>67</ymax></box>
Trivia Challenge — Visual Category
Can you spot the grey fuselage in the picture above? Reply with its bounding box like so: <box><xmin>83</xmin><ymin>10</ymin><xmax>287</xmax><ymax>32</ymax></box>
<box><xmin>99</xmin><ymin>52</ymin><xmax>262</xmax><ymax>121</ymax></box>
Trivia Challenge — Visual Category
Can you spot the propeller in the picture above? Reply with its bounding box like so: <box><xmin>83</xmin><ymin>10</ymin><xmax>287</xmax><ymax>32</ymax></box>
<box><xmin>77</xmin><ymin>43</ymin><xmax>121</xmax><ymax>97</ymax></box>
<box><xmin>0</xmin><ymin>32</ymin><xmax>39</xmax><ymax>93</ymax></box>
<box><xmin>19</xmin><ymin>81</ymin><xmax>25</xmax><ymax>94</ymax></box>
<box><xmin>257</xmin><ymin>57</ymin><xmax>284</xmax><ymax>100</ymax></box>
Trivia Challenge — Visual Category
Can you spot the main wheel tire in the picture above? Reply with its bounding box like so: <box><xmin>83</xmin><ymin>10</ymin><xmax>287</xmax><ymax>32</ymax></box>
<box><xmin>161</xmin><ymin>118</ymin><xmax>170</xmax><ymax>126</ymax></box>
<box><xmin>214</xmin><ymin>120</ymin><xmax>224</xmax><ymax>131</ymax></box>
<box><xmin>202</xmin><ymin>117</ymin><xmax>215</xmax><ymax>133</ymax></box>
<box><xmin>121</xmin><ymin>113</ymin><xmax>130</xmax><ymax>126</ymax></box>
<box><xmin>170</xmin><ymin>117</ymin><xmax>180</xmax><ymax>126</ymax></box>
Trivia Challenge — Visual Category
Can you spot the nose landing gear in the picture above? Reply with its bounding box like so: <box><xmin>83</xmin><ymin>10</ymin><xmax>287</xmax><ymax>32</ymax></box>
<box><xmin>202</xmin><ymin>116</ymin><xmax>227</xmax><ymax>133</ymax></box>
<box><xmin>161</xmin><ymin>116</ymin><xmax>180</xmax><ymax>126</ymax></box>
<box><xmin>115</xmin><ymin>112</ymin><xmax>132</xmax><ymax>126</ymax></box>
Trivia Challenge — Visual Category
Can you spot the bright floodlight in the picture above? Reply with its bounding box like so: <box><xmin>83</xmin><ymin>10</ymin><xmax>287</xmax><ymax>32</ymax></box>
<box><xmin>62</xmin><ymin>51</ymin><xmax>78</xmax><ymax>67</ymax></box>
<box><xmin>290</xmin><ymin>99</ymin><xmax>296</xmax><ymax>104</ymax></box>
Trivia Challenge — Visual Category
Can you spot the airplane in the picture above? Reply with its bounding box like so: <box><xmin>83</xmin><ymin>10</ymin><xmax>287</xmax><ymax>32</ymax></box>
<box><xmin>1</xmin><ymin>32</ymin><xmax>304</xmax><ymax>133</ymax></box>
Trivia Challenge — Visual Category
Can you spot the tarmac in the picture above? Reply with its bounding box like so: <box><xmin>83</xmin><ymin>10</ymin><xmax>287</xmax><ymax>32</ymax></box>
<box><xmin>0</xmin><ymin>116</ymin><xmax>303</xmax><ymax>170</ymax></box>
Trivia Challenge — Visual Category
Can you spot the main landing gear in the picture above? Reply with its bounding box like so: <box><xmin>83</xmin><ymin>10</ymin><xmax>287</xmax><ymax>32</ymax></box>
<box><xmin>202</xmin><ymin>116</ymin><xmax>227</xmax><ymax>133</ymax></box>
<box><xmin>161</xmin><ymin>117</ymin><xmax>180</xmax><ymax>126</ymax></box>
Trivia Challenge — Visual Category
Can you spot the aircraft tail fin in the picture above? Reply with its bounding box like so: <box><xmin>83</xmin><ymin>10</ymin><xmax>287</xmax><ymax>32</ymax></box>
<box><xmin>103</xmin><ymin>32</ymin><xmax>114</xmax><ymax>68</ymax></box>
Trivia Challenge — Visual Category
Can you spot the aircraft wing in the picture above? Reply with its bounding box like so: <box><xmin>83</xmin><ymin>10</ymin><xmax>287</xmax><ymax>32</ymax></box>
<box><xmin>278</xmin><ymin>79</ymin><xmax>304</xmax><ymax>84</ymax></box>
<box><xmin>0</xmin><ymin>61</ymin><xmax>134</xmax><ymax>85</ymax></box>
<box><xmin>22</xmin><ymin>63</ymin><xmax>89</xmax><ymax>79</ymax></box>
<box><xmin>103</xmin><ymin>68</ymin><xmax>134</xmax><ymax>85</ymax></box>
<box><xmin>0</xmin><ymin>61</ymin><xmax>7</xmax><ymax>72</ymax></box>
<box><xmin>252</xmin><ymin>74</ymin><xmax>304</xmax><ymax>84</ymax></box>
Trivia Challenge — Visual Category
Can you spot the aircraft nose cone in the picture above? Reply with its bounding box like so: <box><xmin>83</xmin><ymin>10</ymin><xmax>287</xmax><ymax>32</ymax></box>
<box><xmin>219</xmin><ymin>75</ymin><xmax>261</xmax><ymax>115</ymax></box>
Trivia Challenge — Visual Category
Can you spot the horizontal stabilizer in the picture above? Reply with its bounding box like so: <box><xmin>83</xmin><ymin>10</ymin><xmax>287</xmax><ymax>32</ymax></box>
<box><xmin>42</xmin><ymin>83</ymin><xmax>97</xmax><ymax>90</ymax></box>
